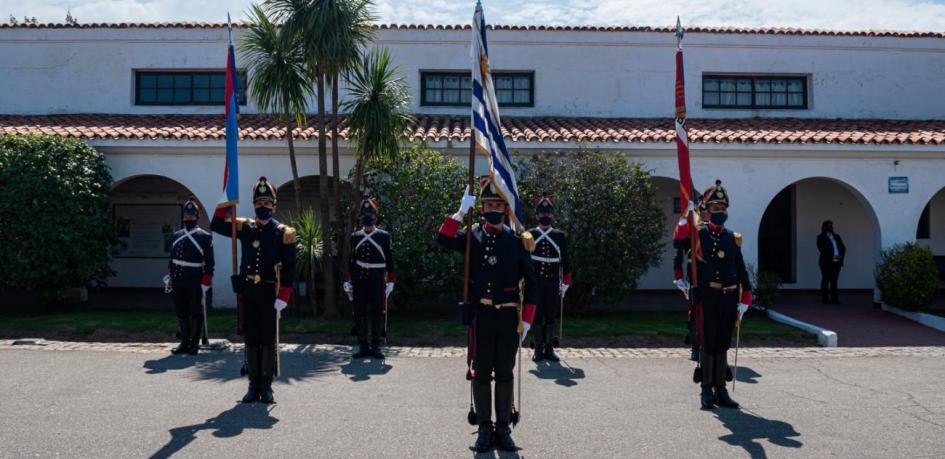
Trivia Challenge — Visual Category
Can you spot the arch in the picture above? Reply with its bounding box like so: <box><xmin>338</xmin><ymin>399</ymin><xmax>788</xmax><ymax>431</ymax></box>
<box><xmin>108</xmin><ymin>174</ymin><xmax>209</xmax><ymax>288</ymax></box>
<box><xmin>914</xmin><ymin>186</ymin><xmax>945</xmax><ymax>282</ymax></box>
<box><xmin>756</xmin><ymin>176</ymin><xmax>881</xmax><ymax>292</ymax></box>
<box><xmin>637</xmin><ymin>175</ymin><xmax>683</xmax><ymax>290</ymax></box>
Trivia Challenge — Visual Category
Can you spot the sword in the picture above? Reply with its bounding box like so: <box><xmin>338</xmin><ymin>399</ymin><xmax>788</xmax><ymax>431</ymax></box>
<box><xmin>274</xmin><ymin>264</ymin><xmax>282</xmax><ymax>377</ymax></box>
<box><xmin>733</xmin><ymin>318</ymin><xmax>741</xmax><ymax>394</ymax></box>
<box><xmin>201</xmin><ymin>289</ymin><xmax>209</xmax><ymax>346</ymax></box>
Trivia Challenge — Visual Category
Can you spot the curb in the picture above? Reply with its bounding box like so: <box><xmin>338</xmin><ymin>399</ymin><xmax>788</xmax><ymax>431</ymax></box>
<box><xmin>880</xmin><ymin>303</ymin><xmax>945</xmax><ymax>333</ymax></box>
<box><xmin>766</xmin><ymin>310</ymin><xmax>838</xmax><ymax>347</ymax></box>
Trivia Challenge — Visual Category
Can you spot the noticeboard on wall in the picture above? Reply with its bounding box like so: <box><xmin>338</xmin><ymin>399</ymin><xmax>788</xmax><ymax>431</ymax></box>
<box><xmin>888</xmin><ymin>177</ymin><xmax>909</xmax><ymax>194</ymax></box>
<box><xmin>113</xmin><ymin>204</ymin><xmax>181</xmax><ymax>258</ymax></box>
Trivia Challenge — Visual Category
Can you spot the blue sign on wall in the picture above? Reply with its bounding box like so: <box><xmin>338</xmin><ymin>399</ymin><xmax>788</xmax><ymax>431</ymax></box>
<box><xmin>888</xmin><ymin>177</ymin><xmax>909</xmax><ymax>194</ymax></box>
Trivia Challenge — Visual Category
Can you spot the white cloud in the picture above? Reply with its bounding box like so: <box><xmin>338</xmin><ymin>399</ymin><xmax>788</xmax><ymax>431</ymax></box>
<box><xmin>3</xmin><ymin>0</ymin><xmax>945</xmax><ymax>31</ymax></box>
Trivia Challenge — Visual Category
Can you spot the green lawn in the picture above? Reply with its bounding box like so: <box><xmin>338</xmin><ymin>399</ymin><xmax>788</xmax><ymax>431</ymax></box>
<box><xmin>0</xmin><ymin>308</ymin><xmax>804</xmax><ymax>340</ymax></box>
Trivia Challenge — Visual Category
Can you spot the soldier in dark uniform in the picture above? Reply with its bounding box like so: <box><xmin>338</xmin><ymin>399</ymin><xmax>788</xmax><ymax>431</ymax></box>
<box><xmin>673</xmin><ymin>180</ymin><xmax>751</xmax><ymax>410</ymax></box>
<box><xmin>527</xmin><ymin>192</ymin><xmax>571</xmax><ymax>363</ymax></box>
<box><xmin>437</xmin><ymin>177</ymin><xmax>537</xmax><ymax>453</ymax></box>
<box><xmin>166</xmin><ymin>197</ymin><xmax>214</xmax><ymax>355</ymax></box>
<box><xmin>343</xmin><ymin>195</ymin><xmax>396</xmax><ymax>360</ymax></box>
<box><xmin>211</xmin><ymin>176</ymin><xmax>296</xmax><ymax>405</ymax></box>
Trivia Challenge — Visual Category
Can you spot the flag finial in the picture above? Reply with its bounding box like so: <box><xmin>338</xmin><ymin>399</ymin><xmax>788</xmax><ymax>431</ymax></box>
<box><xmin>227</xmin><ymin>12</ymin><xmax>233</xmax><ymax>45</ymax></box>
<box><xmin>675</xmin><ymin>17</ymin><xmax>684</xmax><ymax>49</ymax></box>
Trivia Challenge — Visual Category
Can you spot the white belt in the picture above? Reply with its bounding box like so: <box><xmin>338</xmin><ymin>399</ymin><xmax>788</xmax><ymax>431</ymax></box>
<box><xmin>356</xmin><ymin>261</ymin><xmax>387</xmax><ymax>269</ymax></box>
<box><xmin>172</xmin><ymin>259</ymin><xmax>203</xmax><ymax>268</ymax></box>
<box><xmin>531</xmin><ymin>255</ymin><xmax>561</xmax><ymax>263</ymax></box>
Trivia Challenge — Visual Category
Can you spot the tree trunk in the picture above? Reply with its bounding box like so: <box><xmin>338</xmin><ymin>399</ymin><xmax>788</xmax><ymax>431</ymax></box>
<box><xmin>283</xmin><ymin>106</ymin><xmax>312</xmax><ymax>314</ymax></box>
<box><xmin>331</xmin><ymin>74</ymin><xmax>343</xmax><ymax>250</ymax></box>
<box><xmin>339</xmin><ymin>149</ymin><xmax>367</xmax><ymax>286</ymax></box>
<box><xmin>317</xmin><ymin>69</ymin><xmax>338</xmax><ymax>317</ymax></box>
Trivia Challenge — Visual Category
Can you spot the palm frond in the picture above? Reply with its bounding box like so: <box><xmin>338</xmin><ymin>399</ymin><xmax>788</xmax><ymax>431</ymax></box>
<box><xmin>342</xmin><ymin>47</ymin><xmax>413</xmax><ymax>161</ymax></box>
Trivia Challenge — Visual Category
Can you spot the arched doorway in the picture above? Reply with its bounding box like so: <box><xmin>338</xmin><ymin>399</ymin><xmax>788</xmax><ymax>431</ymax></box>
<box><xmin>915</xmin><ymin>187</ymin><xmax>945</xmax><ymax>286</ymax></box>
<box><xmin>638</xmin><ymin>176</ymin><xmax>683</xmax><ymax>291</ymax></box>
<box><xmin>757</xmin><ymin>177</ymin><xmax>880</xmax><ymax>292</ymax></box>
<box><xmin>109</xmin><ymin>175</ymin><xmax>208</xmax><ymax>288</ymax></box>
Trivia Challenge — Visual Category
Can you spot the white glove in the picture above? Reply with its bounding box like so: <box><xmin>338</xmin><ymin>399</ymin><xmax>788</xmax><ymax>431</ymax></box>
<box><xmin>458</xmin><ymin>185</ymin><xmax>476</xmax><ymax>215</ymax></box>
<box><xmin>385</xmin><ymin>282</ymin><xmax>394</xmax><ymax>298</ymax></box>
<box><xmin>674</xmin><ymin>278</ymin><xmax>690</xmax><ymax>300</ymax></box>
<box><xmin>559</xmin><ymin>283</ymin><xmax>570</xmax><ymax>296</ymax></box>
<box><xmin>162</xmin><ymin>274</ymin><xmax>172</xmax><ymax>294</ymax></box>
<box><xmin>677</xmin><ymin>201</ymin><xmax>695</xmax><ymax>226</ymax></box>
<box><xmin>274</xmin><ymin>299</ymin><xmax>288</xmax><ymax>312</ymax></box>
<box><xmin>737</xmin><ymin>303</ymin><xmax>749</xmax><ymax>320</ymax></box>
<box><xmin>200</xmin><ymin>285</ymin><xmax>210</xmax><ymax>294</ymax></box>
<box><xmin>343</xmin><ymin>281</ymin><xmax>354</xmax><ymax>301</ymax></box>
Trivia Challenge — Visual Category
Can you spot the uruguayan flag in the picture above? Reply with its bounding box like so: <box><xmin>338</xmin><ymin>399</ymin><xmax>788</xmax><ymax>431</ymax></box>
<box><xmin>472</xmin><ymin>1</ymin><xmax>524</xmax><ymax>232</ymax></box>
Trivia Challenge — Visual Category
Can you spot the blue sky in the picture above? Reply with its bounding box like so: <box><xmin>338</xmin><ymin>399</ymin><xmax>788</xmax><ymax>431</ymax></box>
<box><xmin>5</xmin><ymin>0</ymin><xmax>945</xmax><ymax>31</ymax></box>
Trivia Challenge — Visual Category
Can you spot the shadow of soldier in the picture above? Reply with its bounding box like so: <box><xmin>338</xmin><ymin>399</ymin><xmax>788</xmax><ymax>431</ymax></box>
<box><xmin>149</xmin><ymin>403</ymin><xmax>278</xmax><ymax>459</ymax></box>
<box><xmin>528</xmin><ymin>360</ymin><xmax>586</xmax><ymax>387</ymax></box>
<box><xmin>716</xmin><ymin>408</ymin><xmax>802</xmax><ymax>459</ymax></box>
<box><xmin>339</xmin><ymin>358</ymin><xmax>393</xmax><ymax>382</ymax></box>
<box><xmin>471</xmin><ymin>450</ymin><xmax>522</xmax><ymax>459</ymax></box>
<box><xmin>143</xmin><ymin>353</ymin><xmax>224</xmax><ymax>375</ymax></box>
<box><xmin>734</xmin><ymin>366</ymin><xmax>762</xmax><ymax>385</ymax></box>
<box><xmin>191</xmin><ymin>346</ymin><xmax>350</xmax><ymax>384</ymax></box>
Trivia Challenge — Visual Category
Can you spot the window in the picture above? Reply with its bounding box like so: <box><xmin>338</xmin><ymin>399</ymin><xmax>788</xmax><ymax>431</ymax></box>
<box><xmin>135</xmin><ymin>71</ymin><xmax>247</xmax><ymax>106</ymax></box>
<box><xmin>703</xmin><ymin>75</ymin><xmax>807</xmax><ymax>109</ymax></box>
<box><xmin>421</xmin><ymin>71</ymin><xmax>534</xmax><ymax>107</ymax></box>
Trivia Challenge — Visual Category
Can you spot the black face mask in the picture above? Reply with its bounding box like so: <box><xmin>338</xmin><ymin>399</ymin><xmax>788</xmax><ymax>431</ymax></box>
<box><xmin>484</xmin><ymin>211</ymin><xmax>504</xmax><ymax>225</ymax></box>
<box><xmin>361</xmin><ymin>215</ymin><xmax>376</xmax><ymax>226</ymax></box>
<box><xmin>538</xmin><ymin>216</ymin><xmax>553</xmax><ymax>226</ymax></box>
<box><xmin>255</xmin><ymin>206</ymin><xmax>273</xmax><ymax>220</ymax></box>
<box><xmin>183</xmin><ymin>220</ymin><xmax>197</xmax><ymax>230</ymax></box>
<box><xmin>825</xmin><ymin>225</ymin><xmax>833</xmax><ymax>233</ymax></box>
<box><xmin>710</xmin><ymin>212</ymin><xmax>728</xmax><ymax>226</ymax></box>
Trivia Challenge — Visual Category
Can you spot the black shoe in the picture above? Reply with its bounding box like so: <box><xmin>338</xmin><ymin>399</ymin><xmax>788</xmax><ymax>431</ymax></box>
<box><xmin>715</xmin><ymin>387</ymin><xmax>740</xmax><ymax>409</ymax></box>
<box><xmin>352</xmin><ymin>343</ymin><xmax>371</xmax><ymax>359</ymax></box>
<box><xmin>532</xmin><ymin>347</ymin><xmax>544</xmax><ymax>362</ymax></box>
<box><xmin>690</xmin><ymin>347</ymin><xmax>700</xmax><ymax>362</ymax></box>
<box><xmin>241</xmin><ymin>382</ymin><xmax>260</xmax><ymax>403</ymax></box>
<box><xmin>700</xmin><ymin>387</ymin><xmax>716</xmax><ymax>410</ymax></box>
<box><xmin>259</xmin><ymin>379</ymin><xmax>275</xmax><ymax>404</ymax></box>
<box><xmin>473</xmin><ymin>425</ymin><xmax>494</xmax><ymax>453</ymax></box>
<box><xmin>370</xmin><ymin>345</ymin><xmax>385</xmax><ymax>360</ymax></box>
<box><xmin>171</xmin><ymin>318</ymin><xmax>189</xmax><ymax>354</ymax></box>
<box><xmin>187</xmin><ymin>318</ymin><xmax>201</xmax><ymax>355</ymax></box>
<box><xmin>494</xmin><ymin>424</ymin><xmax>518</xmax><ymax>451</ymax></box>
<box><xmin>171</xmin><ymin>343</ymin><xmax>190</xmax><ymax>355</ymax></box>
<box><xmin>544</xmin><ymin>344</ymin><xmax>560</xmax><ymax>362</ymax></box>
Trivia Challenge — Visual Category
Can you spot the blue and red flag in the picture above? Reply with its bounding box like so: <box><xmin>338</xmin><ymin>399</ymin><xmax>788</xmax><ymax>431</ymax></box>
<box><xmin>218</xmin><ymin>16</ymin><xmax>240</xmax><ymax>208</ymax></box>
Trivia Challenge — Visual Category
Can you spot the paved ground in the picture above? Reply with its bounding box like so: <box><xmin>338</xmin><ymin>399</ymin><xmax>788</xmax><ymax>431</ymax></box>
<box><xmin>2</xmin><ymin>342</ymin><xmax>944</xmax><ymax>458</ymax></box>
<box><xmin>775</xmin><ymin>293</ymin><xmax>945</xmax><ymax>347</ymax></box>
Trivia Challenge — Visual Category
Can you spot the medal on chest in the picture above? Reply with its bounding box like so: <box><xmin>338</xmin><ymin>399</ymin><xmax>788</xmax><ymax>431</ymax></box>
<box><xmin>487</xmin><ymin>255</ymin><xmax>498</xmax><ymax>266</ymax></box>
<box><xmin>717</xmin><ymin>250</ymin><xmax>725</xmax><ymax>259</ymax></box>
<box><xmin>252</xmin><ymin>240</ymin><xmax>260</xmax><ymax>249</ymax></box>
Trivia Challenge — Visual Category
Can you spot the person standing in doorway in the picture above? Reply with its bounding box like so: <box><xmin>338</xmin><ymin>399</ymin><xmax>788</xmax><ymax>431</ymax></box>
<box><xmin>817</xmin><ymin>220</ymin><xmax>846</xmax><ymax>304</ymax></box>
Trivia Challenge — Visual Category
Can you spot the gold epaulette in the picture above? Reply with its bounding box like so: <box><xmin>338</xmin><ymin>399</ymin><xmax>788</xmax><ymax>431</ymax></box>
<box><xmin>520</xmin><ymin>231</ymin><xmax>536</xmax><ymax>253</ymax></box>
<box><xmin>278</xmin><ymin>224</ymin><xmax>298</xmax><ymax>244</ymax></box>
<box><xmin>734</xmin><ymin>232</ymin><xmax>742</xmax><ymax>247</ymax></box>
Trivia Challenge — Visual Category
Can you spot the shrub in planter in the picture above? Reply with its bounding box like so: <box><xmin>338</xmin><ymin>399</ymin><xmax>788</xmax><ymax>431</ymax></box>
<box><xmin>0</xmin><ymin>134</ymin><xmax>115</xmax><ymax>301</ymax></box>
<box><xmin>515</xmin><ymin>150</ymin><xmax>665</xmax><ymax>307</ymax></box>
<box><xmin>875</xmin><ymin>242</ymin><xmax>939</xmax><ymax>312</ymax></box>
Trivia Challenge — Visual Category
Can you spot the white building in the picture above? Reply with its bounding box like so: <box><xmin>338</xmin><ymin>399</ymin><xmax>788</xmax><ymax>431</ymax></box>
<box><xmin>1</xmin><ymin>22</ymin><xmax>944</xmax><ymax>307</ymax></box>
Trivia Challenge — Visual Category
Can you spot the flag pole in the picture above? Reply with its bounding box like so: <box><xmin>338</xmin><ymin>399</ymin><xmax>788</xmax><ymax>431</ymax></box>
<box><xmin>464</xmin><ymin>2</ymin><xmax>481</xmax><ymax>427</ymax></box>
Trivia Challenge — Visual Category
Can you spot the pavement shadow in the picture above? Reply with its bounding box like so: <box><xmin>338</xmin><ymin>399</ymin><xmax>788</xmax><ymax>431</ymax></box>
<box><xmin>469</xmin><ymin>447</ymin><xmax>522</xmax><ymax>458</ymax></box>
<box><xmin>715</xmin><ymin>408</ymin><xmax>802</xmax><ymax>459</ymax></box>
<box><xmin>528</xmin><ymin>360</ymin><xmax>586</xmax><ymax>387</ymax></box>
<box><xmin>143</xmin><ymin>353</ymin><xmax>224</xmax><ymax>375</ymax></box>
<box><xmin>149</xmin><ymin>403</ymin><xmax>278</xmax><ymax>459</ymax></box>
<box><xmin>191</xmin><ymin>346</ymin><xmax>349</xmax><ymax>384</ymax></box>
<box><xmin>339</xmin><ymin>357</ymin><xmax>393</xmax><ymax>382</ymax></box>
<box><xmin>734</xmin><ymin>366</ymin><xmax>762</xmax><ymax>385</ymax></box>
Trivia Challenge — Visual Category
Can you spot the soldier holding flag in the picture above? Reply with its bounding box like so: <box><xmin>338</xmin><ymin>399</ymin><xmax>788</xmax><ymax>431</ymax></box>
<box><xmin>528</xmin><ymin>192</ymin><xmax>571</xmax><ymax>362</ymax></box>
<box><xmin>211</xmin><ymin>177</ymin><xmax>296</xmax><ymax>405</ymax></box>
<box><xmin>437</xmin><ymin>177</ymin><xmax>537</xmax><ymax>452</ymax></box>
<box><xmin>165</xmin><ymin>197</ymin><xmax>214</xmax><ymax>355</ymax></box>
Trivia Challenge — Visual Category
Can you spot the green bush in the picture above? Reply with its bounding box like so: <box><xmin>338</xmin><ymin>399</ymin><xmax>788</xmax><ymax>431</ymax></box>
<box><xmin>0</xmin><ymin>135</ymin><xmax>115</xmax><ymax>300</ymax></box>
<box><xmin>747</xmin><ymin>263</ymin><xmax>781</xmax><ymax>308</ymax></box>
<box><xmin>285</xmin><ymin>208</ymin><xmax>323</xmax><ymax>313</ymax></box>
<box><xmin>515</xmin><ymin>150</ymin><xmax>665</xmax><ymax>306</ymax></box>
<box><xmin>361</xmin><ymin>144</ymin><xmax>466</xmax><ymax>306</ymax></box>
<box><xmin>875</xmin><ymin>242</ymin><xmax>940</xmax><ymax>312</ymax></box>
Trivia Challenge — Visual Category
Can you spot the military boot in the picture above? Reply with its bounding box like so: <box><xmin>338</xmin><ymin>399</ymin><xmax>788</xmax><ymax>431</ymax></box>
<box><xmin>259</xmin><ymin>345</ymin><xmax>276</xmax><ymax>404</ymax></box>
<box><xmin>699</xmin><ymin>350</ymin><xmax>716</xmax><ymax>410</ymax></box>
<box><xmin>370</xmin><ymin>339</ymin><xmax>385</xmax><ymax>360</ymax></box>
<box><xmin>352</xmin><ymin>341</ymin><xmax>371</xmax><ymax>359</ymax></box>
<box><xmin>171</xmin><ymin>318</ymin><xmax>190</xmax><ymax>355</ymax></box>
<box><xmin>494</xmin><ymin>381</ymin><xmax>518</xmax><ymax>451</ymax></box>
<box><xmin>544</xmin><ymin>326</ymin><xmax>560</xmax><ymax>362</ymax></box>
<box><xmin>472</xmin><ymin>381</ymin><xmax>494</xmax><ymax>452</ymax></box>
<box><xmin>714</xmin><ymin>353</ymin><xmax>740</xmax><ymax>409</ymax></box>
<box><xmin>532</xmin><ymin>325</ymin><xmax>545</xmax><ymax>362</ymax></box>
<box><xmin>187</xmin><ymin>317</ymin><xmax>202</xmax><ymax>355</ymax></box>
<box><xmin>241</xmin><ymin>345</ymin><xmax>261</xmax><ymax>403</ymax></box>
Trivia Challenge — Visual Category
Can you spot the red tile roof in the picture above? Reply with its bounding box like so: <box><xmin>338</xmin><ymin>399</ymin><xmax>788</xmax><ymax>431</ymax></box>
<box><xmin>0</xmin><ymin>114</ymin><xmax>943</xmax><ymax>146</ymax></box>
<box><xmin>0</xmin><ymin>22</ymin><xmax>943</xmax><ymax>38</ymax></box>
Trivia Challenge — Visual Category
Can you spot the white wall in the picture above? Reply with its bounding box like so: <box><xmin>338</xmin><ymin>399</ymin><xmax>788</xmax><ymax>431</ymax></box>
<box><xmin>2</xmin><ymin>26</ymin><xmax>944</xmax><ymax>119</ymax></box>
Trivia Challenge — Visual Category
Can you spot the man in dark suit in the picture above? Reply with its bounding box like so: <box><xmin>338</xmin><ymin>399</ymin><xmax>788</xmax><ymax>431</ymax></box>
<box><xmin>816</xmin><ymin>220</ymin><xmax>846</xmax><ymax>304</ymax></box>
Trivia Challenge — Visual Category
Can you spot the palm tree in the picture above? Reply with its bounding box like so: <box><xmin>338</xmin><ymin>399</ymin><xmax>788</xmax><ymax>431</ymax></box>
<box><xmin>241</xmin><ymin>5</ymin><xmax>321</xmax><ymax>314</ymax></box>
<box><xmin>339</xmin><ymin>48</ymin><xmax>412</xmax><ymax>276</ymax></box>
<box><xmin>239</xmin><ymin>4</ymin><xmax>312</xmax><ymax>220</ymax></box>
